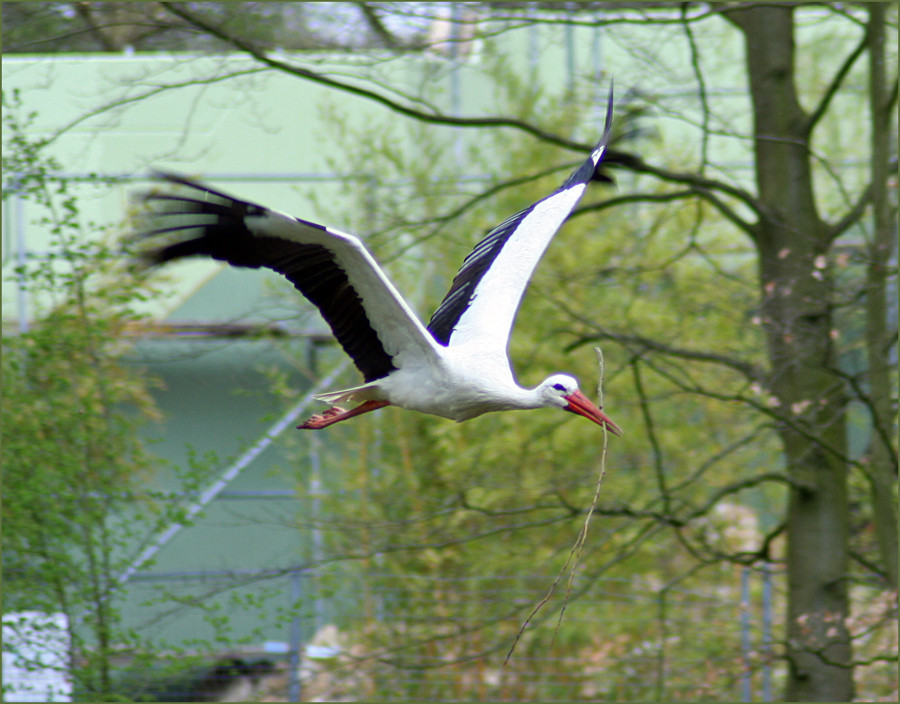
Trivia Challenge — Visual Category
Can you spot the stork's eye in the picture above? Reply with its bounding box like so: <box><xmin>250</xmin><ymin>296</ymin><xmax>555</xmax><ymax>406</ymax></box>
<box><xmin>552</xmin><ymin>383</ymin><xmax>567</xmax><ymax>392</ymax></box>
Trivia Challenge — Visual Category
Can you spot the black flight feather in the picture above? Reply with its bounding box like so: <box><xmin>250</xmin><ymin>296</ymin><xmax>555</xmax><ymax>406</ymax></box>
<box><xmin>135</xmin><ymin>174</ymin><xmax>396</xmax><ymax>382</ymax></box>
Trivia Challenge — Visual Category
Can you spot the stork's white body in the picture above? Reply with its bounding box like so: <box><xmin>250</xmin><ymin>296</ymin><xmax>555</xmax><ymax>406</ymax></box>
<box><xmin>320</xmin><ymin>344</ymin><xmax>534</xmax><ymax>421</ymax></box>
<box><xmin>137</xmin><ymin>88</ymin><xmax>621</xmax><ymax>434</ymax></box>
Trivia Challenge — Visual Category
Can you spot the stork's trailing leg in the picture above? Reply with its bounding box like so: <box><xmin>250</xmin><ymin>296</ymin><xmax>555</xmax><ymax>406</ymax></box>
<box><xmin>298</xmin><ymin>400</ymin><xmax>390</xmax><ymax>429</ymax></box>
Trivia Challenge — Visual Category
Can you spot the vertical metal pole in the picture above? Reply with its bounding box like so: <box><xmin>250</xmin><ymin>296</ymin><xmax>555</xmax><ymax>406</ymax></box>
<box><xmin>15</xmin><ymin>186</ymin><xmax>30</xmax><ymax>333</ymax></box>
<box><xmin>762</xmin><ymin>564</ymin><xmax>773</xmax><ymax>701</ymax></box>
<box><xmin>287</xmin><ymin>571</ymin><xmax>303</xmax><ymax>703</ymax></box>
<box><xmin>309</xmin><ymin>431</ymin><xmax>325</xmax><ymax>627</ymax></box>
<box><xmin>565</xmin><ymin>11</ymin><xmax>576</xmax><ymax>99</ymax></box>
<box><xmin>449</xmin><ymin>2</ymin><xmax>463</xmax><ymax>166</ymax></box>
<box><xmin>740</xmin><ymin>566</ymin><xmax>752</xmax><ymax>702</ymax></box>
<box><xmin>591</xmin><ymin>15</ymin><xmax>604</xmax><ymax>113</ymax></box>
<box><xmin>372</xmin><ymin>418</ymin><xmax>385</xmax><ymax>622</ymax></box>
<box><xmin>307</xmin><ymin>339</ymin><xmax>326</xmax><ymax>630</ymax></box>
<box><xmin>114</xmin><ymin>358</ymin><xmax>350</xmax><ymax>587</ymax></box>
<box><xmin>528</xmin><ymin>22</ymin><xmax>539</xmax><ymax>78</ymax></box>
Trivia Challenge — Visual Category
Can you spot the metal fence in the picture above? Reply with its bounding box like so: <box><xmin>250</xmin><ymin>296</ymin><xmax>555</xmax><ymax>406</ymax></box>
<box><xmin>116</xmin><ymin>565</ymin><xmax>780</xmax><ymax>702</ymax></box>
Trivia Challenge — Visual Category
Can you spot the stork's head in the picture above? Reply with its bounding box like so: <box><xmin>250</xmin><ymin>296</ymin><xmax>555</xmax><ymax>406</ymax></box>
<box><xmin>540</xmin><ymin>374</ymin><xmax>622</xmax><ymax>435</ymax></box>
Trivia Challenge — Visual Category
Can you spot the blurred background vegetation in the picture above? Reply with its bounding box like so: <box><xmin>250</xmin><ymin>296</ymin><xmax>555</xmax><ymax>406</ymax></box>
<box><xmin>2</xmin><ymin>2</ymin><xmax>896</xmax><ymax>701</ymax></box>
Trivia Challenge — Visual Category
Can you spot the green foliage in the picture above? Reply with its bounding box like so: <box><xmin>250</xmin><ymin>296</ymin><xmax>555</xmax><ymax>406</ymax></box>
<box><xmin>1</xmin><ymin>90</ymin><xmax>204</xmax><ymax>701</ymax></box>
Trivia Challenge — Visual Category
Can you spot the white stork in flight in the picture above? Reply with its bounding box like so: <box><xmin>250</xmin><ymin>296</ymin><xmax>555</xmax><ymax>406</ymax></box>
<box><xmin>136</xmin><ymin>92</ymin><xmax>621</xmax><ymax>435</ymax></box>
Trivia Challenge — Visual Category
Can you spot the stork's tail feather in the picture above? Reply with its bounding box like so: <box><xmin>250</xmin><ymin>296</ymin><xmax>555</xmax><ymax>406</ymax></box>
<box><xmin>313</xmin><ymin>382</ymin><xmax>381</xmax><ymax>407</ymax></box>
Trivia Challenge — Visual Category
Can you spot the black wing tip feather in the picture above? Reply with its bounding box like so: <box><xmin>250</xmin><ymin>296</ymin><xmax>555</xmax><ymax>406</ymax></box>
<box><xmin>145</xmin><ymin>169</ymin><xmax>207</xmax><ymax>192</ymax></box>
<box><xmin>557</xmin><ymin>86</ymin><xmax>616</xmax><ymax>190</ymax></box>
<box><xmin>132</xmin><ymin>170</ymin><xmax>260</xmax><ymax>278</ymax></box>
<box><xmin>590</xmin><ymin>82</ymin><xmax>616</xmax><ymax>183</ymax></box>
<box><xmin>138</xmin><ymin>171</ymin><xmax>264</xmax><ymax>222</ymax></box>
<box><xmin>131</xmin><ymin>171</ymin><xmax>261</xmax><ymax>262</ymax></box>
<box><xmin>605</xmin><ymin>80</ymin><xmax>615</xmax><ymax>136</ymax></box>
<box><xmin>145</xmin><ymin>170</ymin><xmax>247</xmax><ymax>205</ymax></box>
<box><xmin>128</xmin><ymin>173</ymin><xmax>200</xmax><ymax>267</ymax></box>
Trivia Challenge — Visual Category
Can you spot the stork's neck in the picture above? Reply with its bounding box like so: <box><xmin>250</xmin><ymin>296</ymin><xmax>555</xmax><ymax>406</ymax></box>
<box><xmin>492</xmin><ymin>379</ymin><xmax>556</xmax><ymax>411</ymax></box>
<box><xmin>441</xmin><ymin>376</ymin><xmax>549</xmax><ymax>420</ymax></box>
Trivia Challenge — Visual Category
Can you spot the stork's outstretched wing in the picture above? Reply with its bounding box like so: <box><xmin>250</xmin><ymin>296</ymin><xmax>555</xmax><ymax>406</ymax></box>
<box><xmin>136</xmin><ymin>174</ymin><xmax>441</xmax><ymax>382</ymax></box>
<box><xmin>427</xmin><ymin>87</ymin><xmax>614</xmax><ymax>351</ymax></box>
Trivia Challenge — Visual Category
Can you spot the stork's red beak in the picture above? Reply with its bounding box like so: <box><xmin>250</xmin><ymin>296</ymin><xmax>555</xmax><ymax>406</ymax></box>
<box><xmin>564</xmin><ymin>390</ymin><xmax>622</xmax><ymax>435</ymax></box>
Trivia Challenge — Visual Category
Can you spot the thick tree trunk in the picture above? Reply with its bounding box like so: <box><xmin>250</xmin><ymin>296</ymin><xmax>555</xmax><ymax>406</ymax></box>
<box><xmin>727</xmin><ymin>5</ymin><xmax>854</xmax><ymax>701</ymax></box>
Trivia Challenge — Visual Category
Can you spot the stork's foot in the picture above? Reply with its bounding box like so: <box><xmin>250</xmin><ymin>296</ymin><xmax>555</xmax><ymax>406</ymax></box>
<box><xmin>298</xmin><ymin>406</ymin><xmax>347</xmax><ymax>429</ymax></box>
<box><xmin>297</xmin><ymin>400</ymin><xmax>390</xmax><ymax>430</ymax></box>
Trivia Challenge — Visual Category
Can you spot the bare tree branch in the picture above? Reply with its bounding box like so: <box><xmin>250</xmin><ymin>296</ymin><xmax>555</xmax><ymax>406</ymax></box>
<box><xmin>159</xmin><ymin>2</ymin><xmax>596</xmax><ymax>152</ymax></box>
<box><xmin>355</xmin><ymin>1</ymin><xmax>405</xmax><ymax>49</ymax></box>
<box><xmin>383</xmin><ymin>163</ymin><xmax>576</xmax><ymax>261</ymax></box>
<box><xmin>803</xmin><ymin>25</ymin><xmax>868</xmax><ymax>137</ymax></box>
<box><xmin>682</xmin><ymin>3</ymin><xmax>711</xmax><ymax>173</ymax></box>
<box><xmin>41</xmin><ymin>67</ymin><xmax>272</xmax><ymax>147</ymax></box>
<box><xmin>566</xmin><ymin>327</ymin><xmax>766</xmax><ymax>382</ymax></box>
<box><xmin>159</xmin><ymin>1</ymin><xmax>767</xmax><ymax>223</ymax></box>
<box><xmin>634</xmin><ymin>353</ymin><xmax>867</xmax><ymax>475</ymax></box>
<box><xmin>572</xmin><ymin>189</ymin><xmax>698</xmax><ymax>216</ymax></box>
<box><xmin>825</xmin><ymin>180</ymin><xmax>875</xmax><ymax>242</ymax></box>
<box><xmin>631</xmin><ymin>358</ymin><xmax>672</xmax><ymax>513</ymax></box>
<box><xmin>71</xmin><ymin>2</ymin><xmax>117</xmax><ymax>51</ymax></box>
<box><xmin>575</xmin><ymin>184</ymin><xmax>757</xmax><ymax>234</ymax></box>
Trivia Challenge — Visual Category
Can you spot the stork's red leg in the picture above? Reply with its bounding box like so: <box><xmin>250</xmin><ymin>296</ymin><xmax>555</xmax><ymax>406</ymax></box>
<box><xmin>297</xmin><ymin>400</ymin><xmax>390</xmax><ymax>429</ymax></box>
